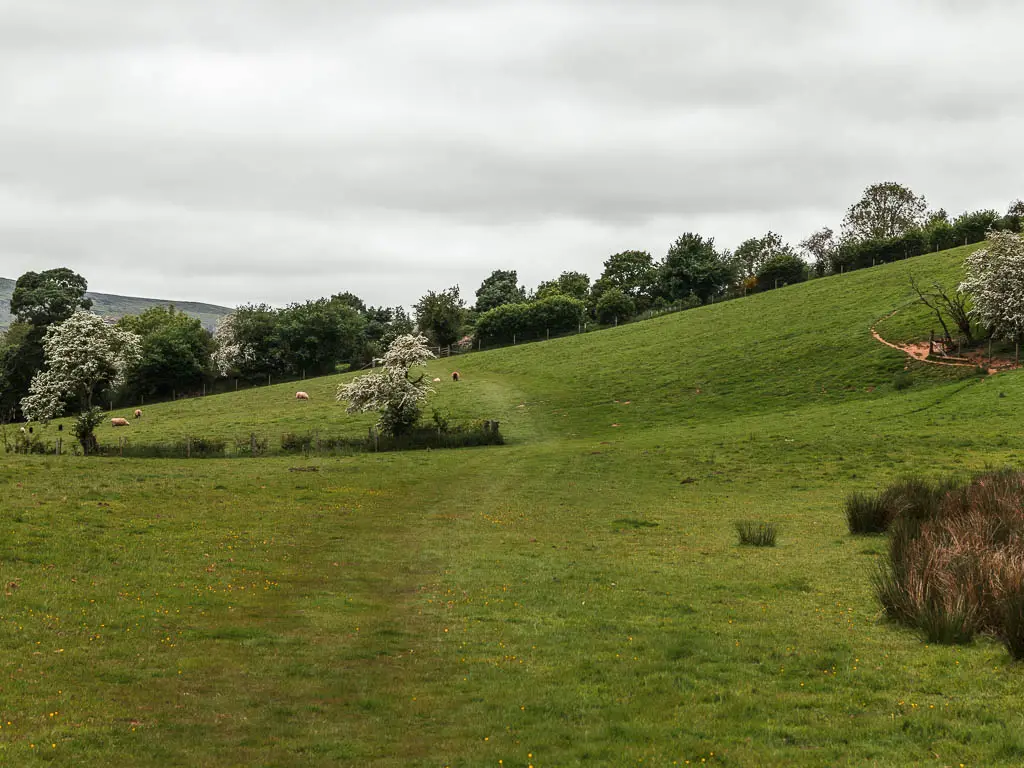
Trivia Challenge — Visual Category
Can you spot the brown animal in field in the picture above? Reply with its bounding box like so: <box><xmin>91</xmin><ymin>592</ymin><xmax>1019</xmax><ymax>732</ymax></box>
<box><xmin>111</xmin><ymin>418</ymin><xmax>130</xmax><ymax>427</ymax></box>
<box><xmin>134</xmin><ymin>409</ymin><xmax>142</xmax><ymax>419</ymax></box>
<box><xmin>295</xmin><ymin>391</ymin><xmax>310</xmax><ymax>400</ymax></box>
<box><xmin>451</xmin><ymin>371</ymin><xmax>460</xmax><ymax>381</ymax></box>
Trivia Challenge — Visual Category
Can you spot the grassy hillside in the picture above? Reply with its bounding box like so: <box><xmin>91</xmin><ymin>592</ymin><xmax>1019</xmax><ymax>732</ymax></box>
<box><xmin>8</xmin><ymin>244</ymin><xmax>1024</xmax><ymax>766</ymax></box>
<box><xmin>0</xmin><ymin>276</ymin><xmax>231</xmax><ymax>331</ymax></box>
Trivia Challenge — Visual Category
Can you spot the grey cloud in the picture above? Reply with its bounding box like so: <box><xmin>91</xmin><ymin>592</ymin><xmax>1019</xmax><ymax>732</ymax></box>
<box><xmin>1</xmin><ymin>0</ymin><xmax>1023</xmax><ymax>308</ymax></box>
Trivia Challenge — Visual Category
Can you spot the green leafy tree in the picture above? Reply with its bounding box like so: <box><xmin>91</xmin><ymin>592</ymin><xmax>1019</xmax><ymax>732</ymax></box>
<box><xmin>734</xmin><ymin>231</ymin><xmax>793</xmax><ymax>279</ymax></box>
<box><xmin>535</xmin><ymin>271</ymin><xmax>590</xmax><ymax>302</ymax></box>
<box><xmin>842</xmin><ymin>182</ymin><xmax>927</xmax><ymax>241</ymax></box>
<box><xmin>660</xmin><ymin>233</ymin><xmax>734</xmax><ymax>303</ymax></box>
<box><xmin>336</xmin><ymin>334</ymin><xmax>436</xmax><ymax>436</ymax></box>
<box><xmin>474</xmin><ymin>270</ymin><xmax>527</xmax><ymax>313</ymax></box>
<box><xmin>799</xmin><ymin>228</ymin><xmax>837</xmax><ymax>276</ymax></box>
<box><xmin>595</xmin><ymin>287</ymin><xmax>636</xmax><ymax>324</ymax></box>
<box><xmin>10</xmin><ymin>268</ymin><xmax>92</xmax><ymax>326</ymax></box>
<box><xmin>1006</xmin><ymin>200</ymin><xmax>1024</xmax><ymax>233</ymax></box>
<box><xmin>951</xmin><ymin>209</ymin><xmax>1000</xmax><ymax>245</ymax></box>
<box><xmin>274</xmin><ymin>299</ymin><xmax>366</xmax><ymax>376</ymax></box>
<box><xmin>415</xmin><ymin>287</ymin><xmax>465</xmax><ymax>348</ymax></box>
<box><xmin>227</xmin><ymin>304</ymin><xmax>281</xmax><ymax>379</ymax></box>
<box><xmin>118</xmin><ymin>306</ymin><xmax>215</xmax><ymax>398</ymax></box>
<box><xmin>755</xmin><ymin>253</ymin><xmax>808</xmax><ymax>291</ymax></box>
<box><xmin>591</xmin><ymin>251</ymin><xmax>658</xmax><ymax>311</ymax></box>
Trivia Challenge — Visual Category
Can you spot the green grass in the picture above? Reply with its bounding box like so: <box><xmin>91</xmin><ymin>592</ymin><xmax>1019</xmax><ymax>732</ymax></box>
<box><xmin>6</xmin><ymin>245</ymin><xmax>1024</xmax><ymax>764</ymax></box>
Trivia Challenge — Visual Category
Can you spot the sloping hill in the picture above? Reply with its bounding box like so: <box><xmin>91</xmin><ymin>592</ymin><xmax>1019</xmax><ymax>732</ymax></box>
<box><xmin>0</xmin><ymin>276</ymin><xmax>231</xmax><ymax>331</ymax></box>
<box><xmin>11</xmin><ymin>242</ymin><xmax>1024</xmax><ymax>766</ymax></box>
<box><xmin>88</xmin><ymin>243</ymin><xmax>979</xmax><ymax>445</ymax></box>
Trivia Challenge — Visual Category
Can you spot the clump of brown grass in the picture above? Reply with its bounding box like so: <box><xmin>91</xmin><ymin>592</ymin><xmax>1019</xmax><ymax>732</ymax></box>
<box><xmin>873</xmin><ymin>469</ymin><xmax>1024</xmax><ymax>657</ymax></box>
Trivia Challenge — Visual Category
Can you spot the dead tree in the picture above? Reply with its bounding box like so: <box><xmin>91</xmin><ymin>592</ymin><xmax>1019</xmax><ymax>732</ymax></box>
<box><xmin>910</xmin><ymin>275</ymin><xmax>974</xmax><ymax>347</ymax></box>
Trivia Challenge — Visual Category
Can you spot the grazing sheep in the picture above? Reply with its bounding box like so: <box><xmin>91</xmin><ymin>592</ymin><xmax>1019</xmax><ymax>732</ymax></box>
<box><xmin>111</xmin><ymin>418</ymin><xmax>130</xmax><ymax>427</ymax></box>
<box><xmin>451</xmin><ymin>371</ymin><xmax>460</xmax><ymax>381</ymax></box>
<box><xmin>134</xmin><ymin>409</ymin><xmax>142</xmax><ymax>419</ymax></box>
<box><xmin>432</xmin><ymin>377</ymin><xmax>441</xmax><ymax>382</ymax></box>
<box><xmin>295</xmin><ymin>391</ymin><xmax>310</xmax><ymax>400</ymax></box>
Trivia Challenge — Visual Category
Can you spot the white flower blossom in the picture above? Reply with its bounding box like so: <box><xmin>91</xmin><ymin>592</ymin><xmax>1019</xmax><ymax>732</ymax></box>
<box><xmin>20</xmin><ymin>310</ymin><xmax>142</xmax><ymax>423</ymax></box>
<box><xmin>336</xmin><ymin>334</ymin><xmax>435</xmax><ymax>435</ymax></box>
<box><xmin>960</xmin><ymin>231</ymin><xmax>1024</xmax><ymax>342</ymax></box>
<box><xmin>211</xmin><ymin>313</ymin><xmax>253</xmax><ymax>378</ymax></box>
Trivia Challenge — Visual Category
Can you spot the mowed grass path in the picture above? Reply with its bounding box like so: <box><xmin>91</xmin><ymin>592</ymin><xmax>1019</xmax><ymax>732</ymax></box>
<box><xmin>6</xmin><ymin>245</ymin><xmax>1024</xmax><ymax>765</ymax></box>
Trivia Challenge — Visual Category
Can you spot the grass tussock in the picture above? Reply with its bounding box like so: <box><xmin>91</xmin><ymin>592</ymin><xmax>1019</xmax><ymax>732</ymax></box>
<box><xmin>845</xmin><ymin>476</ymin><xmax>953</xmax><ymax>534</ymax></box>
<box><xmin>873</xmin><ymin>469</ymin><xmax>1024</xmax><ymax>656</ymax></box>
<box><xmin>735</xmin><ymin>521</ymin><xmax>777</xmax><ymax>547</ymax></box>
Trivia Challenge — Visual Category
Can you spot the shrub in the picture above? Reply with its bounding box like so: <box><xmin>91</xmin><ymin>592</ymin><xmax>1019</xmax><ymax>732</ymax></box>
<box><xmin>999</xmin><ymin>579</ymin><xmax>1024</xmax><ymax>661</ymax></box>
<box><xmin>873</xmin><ymin>469</ymin><xmax>1024</xmax><ymax>652</ymax></box>
<box><xmin>595</xmin><ymin>288</ymin><xmax>636</xmax><ymax>325</ymax></box>
<box><xmin>893</xmin><ymin>371</ymin><xmax>913</xmax><ymax>390</ymax></box>
<box><xmin>72</xmin><ymin>407</ymin><xmax>104</xmax><ymax>455</ymax></box>
<box><xmin>735</xmin><ymin>521</ymin><xmax>777</xmax><ymax>547</ymax></box>
<box><xmin>845</xmin><ymin>491</ymin><xmax>891</xmax><ymax>534</ymax></box>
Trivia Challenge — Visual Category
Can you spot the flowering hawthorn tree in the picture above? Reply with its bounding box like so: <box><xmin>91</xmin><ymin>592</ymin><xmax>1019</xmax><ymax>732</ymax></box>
<box><xmin>336</xmin><ymin>334</ymin><xmax>435</xmax><ymax>436</ymax></box>
<box><xmin>211</xmin><ymin>313</ymin><xmax>252</xmax><ymax>377</ymax></box>
<box><xmin>959</xmin><ymin>231</ymin><xmax>1024</xmax><ymax>342</ymax></box>
<box><xmin>20</xmin><ymin>310</ymin><xmax>142</xmax><ymax>423</ymax></box>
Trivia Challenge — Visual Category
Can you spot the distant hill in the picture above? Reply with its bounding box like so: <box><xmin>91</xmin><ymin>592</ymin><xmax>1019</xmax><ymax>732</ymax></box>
<box><xmin>0</xmin><ymin>277</ymin><xmax>232</xmax><ymax>332</ymax></box>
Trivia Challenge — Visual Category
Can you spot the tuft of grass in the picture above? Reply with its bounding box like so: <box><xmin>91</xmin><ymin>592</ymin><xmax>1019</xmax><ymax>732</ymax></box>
<box><xmin>845</xmin><ymin>491</ymin><xmax>890</xmax><ymax>534</ymax></box>
<box><xmin>735</xmin><ymin>521</ymin><xmax>777</xmax><ymax>547</ymax></box>
<box><xmin>874</xmin><ymin>469</ymin><xmax>1024</xmax><ymax>650</ymax></box>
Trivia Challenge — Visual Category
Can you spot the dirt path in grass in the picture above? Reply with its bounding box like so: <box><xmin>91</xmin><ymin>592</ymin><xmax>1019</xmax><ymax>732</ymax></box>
<box><xmin>871</xmin><ymin>308</ymin><xmax>1017</xmax><ymax>375</ymax></box>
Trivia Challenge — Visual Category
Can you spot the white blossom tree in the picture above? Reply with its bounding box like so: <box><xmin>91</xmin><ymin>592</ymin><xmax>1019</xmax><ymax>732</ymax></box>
<box><xmin>336</xmin><ymin>334</ymin><xmax>435</xmax><ymax>436</ymax></box>
<box><xmin>959</xmin><ymin>231</ymin><xmax>1024</xmax><ymax>342</ymax></box>
<box><xmin>210</xmin><ymin>313</ymin><xmax>253</xmax><ymax>377</ymax></box>
<box><xmin>20</xmin><ymin>310</ymin><xmax>142</xmax><ymax>423</ymax></box>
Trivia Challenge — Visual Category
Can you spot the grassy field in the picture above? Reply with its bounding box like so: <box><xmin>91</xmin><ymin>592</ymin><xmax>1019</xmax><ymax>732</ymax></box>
<box><xmin>5</xmin><ymin>244</ymin><xmax>1024</xmax><ymax>766</ymax></box>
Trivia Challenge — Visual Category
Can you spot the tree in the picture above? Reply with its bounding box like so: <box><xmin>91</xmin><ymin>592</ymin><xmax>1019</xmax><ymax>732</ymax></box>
<box><xmin>353</xmin><ymin>305</ymin><xmax>415</xmax><ymax>368</ymax></box>
<box><xmin>211</xmin><ymin>313</ymin><xmax>248</xmax><ymax>378</ymax></box>
<box><xmin>799</xmin><ymin>228</ymin><xmax>837</xmax><ymax>276</ymax></box>
<box><xmin>734</xmin><ymin>231</ymin><xmax>792</xmax><ymax>279</ymax></box>
<box><xmin>951</xmin><ymin>209</ymin><xmax>1000</xmax><ymax>245</ymax></box>
<box><xmin>20</xmin><ymin>310</ymin><xmax>141</xmax><ymax>423</ymax></box>
<box><xmin>274</xmin><ymin>299</ymin><xmax>365</xmax><ymax>376</ymax></box>
<box><xmin>842</xmin><ymin>182</ymin><xmax>927</xmax><ymax>241</ymax></box>
<box><xmin>1005</xmin><ymin>200</ymin><xmax>1024</xmax><ymax>234</ymax></box>
<box><xmin>227</xmin><ymin>304</ymin><xmax>281</xmax><ymax>379</ymax></box>
<box><xmin>535</xmin><ymin>271</ymin><xmax>591</xmax><ymax>302</ymax></box>
<box><xmin>336</xmin><ymin>334</ymin><xmax>435</xmax><ymax>436</ymax></box>
<box><xmin>118</xmin><ymin>306</ymin><xmax>215</xmax><ymax>398</ymax></box>
<box><xmin>592</xmin><ymin>251</ymin><xmax>658</xmax><ymax>311</ymax></box>
<box><xmin>415</xmin><ymin>287</ymin><xmax>465</xmax><ymax>348</ymax></box>
<box><xmin>959</xmin><ymin>231</ymin><xmax>1024</xmax><ymax>343</ymax></box>
<box><xmin>10</xmin><ymin>268</ymin><xmax>92</xmax><ymax>326</ymax></box>
<box><xmin>660</xmin><ymin>233</ymin><xmax>733</xmax><ymax>303</ymax></box>
<box><xmin>755</xmin><ymin>253</ymin><xmax>808</xmax><ymax>291</ymax></box>
<box><xmin>474</xmin><ymin>270</ymin><xmax>526</xmax><ymax>313</ymax></box>
<box><xmin>595</xmin><ymin>287</ymin><xmax>635</xmax><ymax>324</ymax></box>
<box><xmin>909</xmin><ymin>276</ymin><xmax>973</xmax><ymax>345</ymax></box>
<box><xmin>3</xmin><ymin>268</ymin><xmax>93</xmax><ymax>420</ymax></box>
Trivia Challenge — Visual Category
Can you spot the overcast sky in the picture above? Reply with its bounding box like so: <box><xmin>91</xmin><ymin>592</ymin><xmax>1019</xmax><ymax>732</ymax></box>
<box><xmin>2</xmin><ymin>0</ymin><xmax>1022</xmax><ymax>311</ymax></box>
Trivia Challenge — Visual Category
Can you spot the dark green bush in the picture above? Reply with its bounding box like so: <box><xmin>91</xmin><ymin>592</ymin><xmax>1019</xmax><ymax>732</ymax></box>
<box><xmin>893</xmin><ymin>371</ymin><xmax>913</xmax><ymax>390</ymax></box>
<box><xmin>735</xmin><ymin>521</ymin><xmax>777</xmax><ymax>547</ymax></box>
<box><xmin>845</xmin><ymin>491</ymin><xmax>890</xmax><ymax>533</ymax></box>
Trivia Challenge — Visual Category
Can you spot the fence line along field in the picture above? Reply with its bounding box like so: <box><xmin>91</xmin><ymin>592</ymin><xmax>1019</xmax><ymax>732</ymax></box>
<box><xmin>7</xmin><ymin>243</ymin><xmax>1024</xmax><ymax>765</ymax></box>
